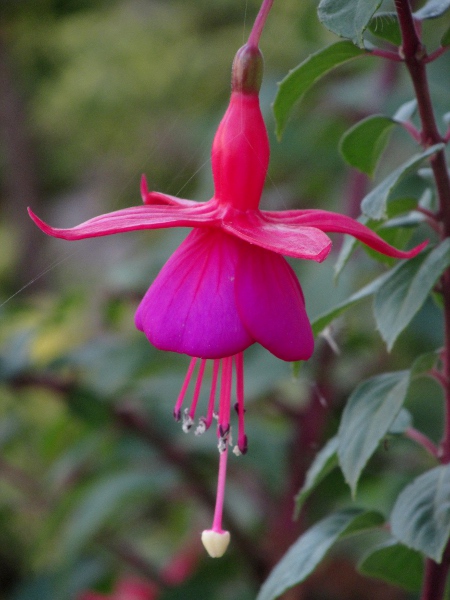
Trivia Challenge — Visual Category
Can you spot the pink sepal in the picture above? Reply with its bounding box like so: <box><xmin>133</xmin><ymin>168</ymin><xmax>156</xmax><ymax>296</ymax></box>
<box><xmin>264</xmin><ymin>209</ymin><xmax>428</xmax><ymax>258</ymax></box>
<box><xmin>27</xmin><ymin>204</ymin><xmax>219</xmax><ymax>241</ymax></box>
<box><xmin>223</xmin><ymin>211</ymin><xmax>332</xmax><ymax>261</ymax></box>
<box><xmin>140</xmin><ymin>175</ymin><xmax>198</xmax><ymax>208</ymax></box>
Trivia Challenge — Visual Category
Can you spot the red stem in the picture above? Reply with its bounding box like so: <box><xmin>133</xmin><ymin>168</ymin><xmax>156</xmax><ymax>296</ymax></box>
<box><xmin>369</xmin><ymin>48</ymin><xmax>403</xmax><ymax>62</ymax></box>
<box><xmin>421</xmin><ymin>546</ymin><xmax>450</xmax><ymax>600</ymax></box>
<box><xmin>441</xmin><ymin>272</ymin><xmax>450</xmax><ymax>462</ymax></box>
<box><xmin>394</xmin><ymin>1</ymin><xmax>450</xmax><ymax>598</ymax></box>
<box><xmin>424</xmin><ymin>46</ymin><xmax>449</xmax><ymax>64</ymax></box>
<box><xmin>404</xmin><ymin>427</ymin><xmax>439</xmax><ymax>458</ymax></box>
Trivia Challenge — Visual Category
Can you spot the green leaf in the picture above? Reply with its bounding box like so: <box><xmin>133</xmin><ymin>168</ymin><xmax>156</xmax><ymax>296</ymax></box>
<box><xmin>0</xmin><ymin>330</ymin><xmax>33</xmax><ymax>379</ymax></box>
<box><xmin>393</xmin><ymin>99</ymin><xmax>417</xmax><ymax>123</ymax></box>
<box><xmin>339</xmin><ymin>115</ymin><xmax>396</xmax><ymax>176</ymax></box>
<box><xmin>411</xmin><ymin>351</ymin><xmax>440</xmax><ymax>377</ymax></box>
<box><xmin>295</xmin><ymin>411</ymin><xmax>412</xmax><ymax>515</ymax></box>
<box><xmin>333</xmin><ymin>234</ymin><xmax>360</xmax><ymax>280</ymax></box>
<box><xmin>374</xmin><ymin>239</ymin><xmax>450</xmax><ymax>351</ymax></box>
<box><xmin>0</xmin><ymin>416</ymin><xmax>22</xmax><ymax>449</ymax></box>
<box><xmin>295</xmin><ymin>436</ymin><xmax>339</xmax><ymax>514</ymax></box>
<box><xmin>273</xmin><ymin>41</ymin><xmax>366</xmax><ymax>138</ymax></box>
<box><xmin>389</xmin><ymin>408</ymin><xmax>413</xmax><ymax>434</ymax></box>
<box><xmin>391</xmin><ymin>464</ymin><xmax>450</xmax><ymax>562</ymax></box>
<box><xmin>414</xmin><ymin>0</ymin><xmax>450</xmax><ymax>19</ymax></box>
<box><xmin>62</xmin><ymin>471</ymin><xmax>173</xmax><ymax>557</ymax></box>
<box><xmin>338</xmin><ymin>371</ymin><xmax>410</xmax><ymax>496</ymax></box>
<box><xmin>368</xmin><ymin>12</ymin><xmax>402</xmax><ymax>46</ymax></box>
<box><xmin>257</xmin><ymin>508</ymin><xmax>384</xmax><ymax>600</ymax></box>
<box><xmin>359</xmin><ymin>538</ymin><xmax>424</xmax><ymax>591</ymax></box>
<box><xmin>312</xmin><ymin>269</ymin><xmax>391</xmax><ymax>335</ymax></box>
<box><xmin>66</xmin><ymin>387</ymin><xmax>111</xmax><ymax>426</ymax></box>
<box><xmin>361</xmin><ymin>144</ymin><xmax>445</xmax><ymax>219</ymax></box>
<box><xmin>317</xmin><ymin>0</ymin><xmax>382</xmax><ymax>46</ymax></box>
<box><xmin>441</xmin><ymin>25</ymin><xmax>450</xmax><ymax>46</ymax></box>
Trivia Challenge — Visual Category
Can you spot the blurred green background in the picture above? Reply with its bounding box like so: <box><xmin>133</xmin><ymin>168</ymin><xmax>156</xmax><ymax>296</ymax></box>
<box><xmin>0</xmin><ymin>1</ymin><xmax>447</xmax><ymax>598</ymax></box>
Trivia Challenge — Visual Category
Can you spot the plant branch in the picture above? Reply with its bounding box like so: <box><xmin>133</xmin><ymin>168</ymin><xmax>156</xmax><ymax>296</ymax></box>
<box><xmin>394</xmin><ymin>2</ymin><xmax>450</xmax><ymax>598</ymax></box>
<box><xmin>395</xmin><ymin>0</ymin><xmax>450</xmax><ymax>226</ymax></box>
<box><xmin>404</xmin><ymin>427</ymin><xmax>439</xmax><ymax>458</ymax></box>
<box><xmin>424</xmin><ymin>46</ymin><xmax>449</xmax><ymax>64</ymax></box>
<box><xmin>421</xmin><ymin>543</ymin><xmax>450</xmax><ymax>600</ymax></box>
<box><xmin>369</xmin><ymin>48</ymin><xmax>403</xmax><ymax>62</ymax></box>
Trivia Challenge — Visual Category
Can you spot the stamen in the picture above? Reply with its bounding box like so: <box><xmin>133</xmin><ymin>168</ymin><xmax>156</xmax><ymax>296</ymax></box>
<box><xmin>189</xmin><ymin>359</ymin><xmax>207</xmax><ymax>420</ymax></box>
<box><xmin>218</xmin><ymin>431</ymin><xmax>229</xmax><ymax>453</ymax></box>
<box><xmin>182</xmin><ymin>408</ymin><xmax>194</xmax><ymax>433</ymax></box>
<box><xmin>205</xmin><ymin>359</ymin><xmax>221</xmax><ymax>430</ymax></box>
<box><xmin>195</xmin><ymin>420</ymin><xmax>206</xmax><ymax>436</ymax></box>
<box><xmin>218</xmin><ymin>357</ymin><xmax>233</xmax><ymax>439</ymax></box>
<box><xmin>234</xmin><ymin>352</ymin><xmax>248</xmax><ymax>454</ymax></box>
<box><xmin>173</xmin><ymin>357</ymin><xmax>198</xmax><ymax>421</ymax></box>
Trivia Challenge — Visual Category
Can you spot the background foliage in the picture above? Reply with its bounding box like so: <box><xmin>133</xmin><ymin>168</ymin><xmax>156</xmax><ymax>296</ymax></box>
<box><xmin>0</xmin><ymin>0</ymin><xmax>449</xmax><ymax>599</ymax></box>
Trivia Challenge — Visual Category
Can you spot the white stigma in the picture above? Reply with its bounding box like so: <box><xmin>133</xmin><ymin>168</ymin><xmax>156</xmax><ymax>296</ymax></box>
<box><xmin>201</xmin><ymin>530</ymin><xmax>230</xmax><ymax>558</ymax></box>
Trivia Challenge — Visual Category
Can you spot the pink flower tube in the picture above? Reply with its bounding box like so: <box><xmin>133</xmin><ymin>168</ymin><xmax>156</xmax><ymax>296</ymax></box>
<box><xmin>28</xmin><ymin>1</ymin><xmax>426</xmax><ymax>558</ymax></box>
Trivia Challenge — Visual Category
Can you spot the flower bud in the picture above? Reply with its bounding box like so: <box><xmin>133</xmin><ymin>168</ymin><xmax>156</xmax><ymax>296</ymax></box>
<box><xmin>231</xmin><ymin>44</ymin><xmax>264</xmax><ymax>94</ymax></box>
<box><xmin>201</xmin><ymin>529</ymin><xmax>230</xmax><ymax>558</ymax></box>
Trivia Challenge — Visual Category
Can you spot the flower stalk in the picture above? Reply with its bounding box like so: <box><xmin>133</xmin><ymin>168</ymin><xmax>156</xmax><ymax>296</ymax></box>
<box><xmin>247</xmin><ymin>0</ymin><xmax>274</xmax><ymax>48</ymax></box>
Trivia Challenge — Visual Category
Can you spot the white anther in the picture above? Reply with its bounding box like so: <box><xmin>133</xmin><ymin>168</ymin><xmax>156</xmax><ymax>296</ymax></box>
<box><xmin>195</xmin><ymin>419</ymin><xmax>206</xmax><ymax>436</ymax></box>
<box><xmin>218</xmin><ymin>437</ymin><xmax>227</xmax><ymax>453</ymax></box>
<box><xmin>182</xmin><ymin>408</ymin><xmax>194</xmax><ymax>433</ymax></box>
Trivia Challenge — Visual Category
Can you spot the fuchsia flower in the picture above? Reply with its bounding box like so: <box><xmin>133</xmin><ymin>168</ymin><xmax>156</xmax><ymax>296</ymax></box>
<box><xmin>29</xmin><ymin>0</ymin><xmax>426</xmax><ymax>558</ymax></box>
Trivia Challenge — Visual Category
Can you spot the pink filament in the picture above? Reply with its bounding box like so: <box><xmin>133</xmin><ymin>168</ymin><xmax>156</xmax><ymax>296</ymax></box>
<box><xmin>173</xmin><ymin>357</ymin><xmax>197</xmax><ymax>421</ymax></box>
<box><xmin>235</xmin><ymin>352</ymin><xmax>248</xmax><ymax>454</ymax></box>
<box><xmin>218</xmin><ymin>357</ymin><xmax>233</xmax><ymax>438</ymax></box>
<box><xmin>205</xmin><ymin>359</ymin><xmax>221</xmax><ymax>430</ymax></box>
<box><xmin>189</xmin><ymin>359</ymin><xmax>207</xmax><ymax>419</ymax></box>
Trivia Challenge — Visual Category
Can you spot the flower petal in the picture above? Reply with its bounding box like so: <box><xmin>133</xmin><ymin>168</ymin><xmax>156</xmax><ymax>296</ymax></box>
<box><xmin>235</xmin><ymin>245</ymin><xmax>314</xmax><ymax>361</ymax></box>
<box><xmin>135</xmin><ymin>229</ymin><xmax>254</xmax><ymax>359</ymax></box>
<box><xmin>27</xmin><ymin>203</ymin><xmax>219</xmax><ymax>241</ymax></box>
<box><xmin>222</xmin><ymin>211</ymin><xmax>332</xmax><ymax>261</ymax></box>
<box><xmin>263</xmin><ymin>209</ymin><xmax>427</xmax><ymax>258</ymax></box>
